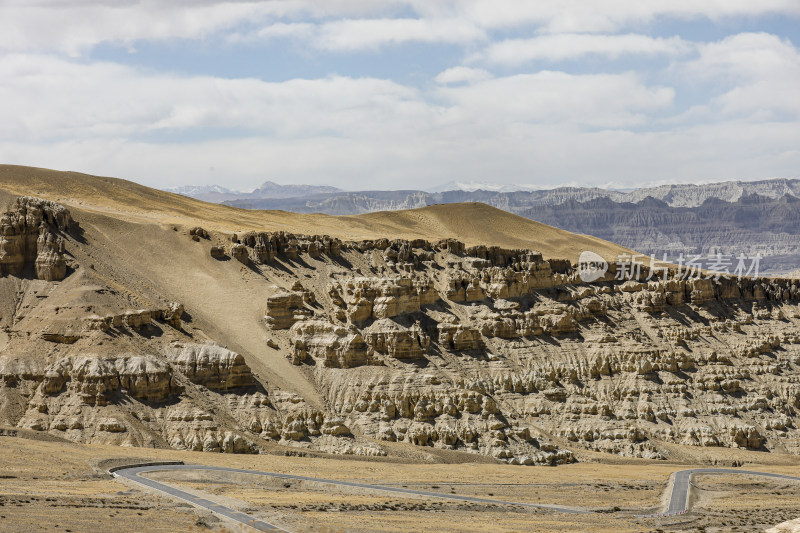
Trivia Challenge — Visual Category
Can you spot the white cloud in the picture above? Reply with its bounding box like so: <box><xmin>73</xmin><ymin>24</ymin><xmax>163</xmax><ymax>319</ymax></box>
<box><xmin>0</xmin><ymin>2</ymin><xmax>487</xmax><ymax>55</ymax></box>
<box><xmin>236</xmin><ymin>16</ymin><xmax>487</xmax><ymax>51</ymax></box>
<box><xmin>435</xmin><ymin>71</ymin><xmax>675</xmax><ymax>128</ymax></box>
<box><xmin>2</xmin><ymin>1</ymin><xmax>798</xmax><ymax>54</ymax></box>
<box><xmin>4</xmin><ymin>117</ymin><xmax>799</xmax><ymax>191</ymax></box>
<box><xmin>0</xmin><ymin>54</ymin><xmax>674</xmax><ymax>145</ymax></box>
<box><xmin>0</xmin><ymin>1</ymin><xmax>273</xmax><ymax>55</ymax></box>
<box><xmin>455</xmin><ymin>0</ymin><xmax>800</xmax><ymax>33</ymax></box>
<box><xmin>9</xmin><ymin>53</ymin><xmax>791</xmax><ymax>191</ymax></box>
<box><xmin>0</xmin><ymin>6</ymin><xmax>798</xmax><ymax>192</ymax></box>
<box><xmin>251</xmin><ymin>22</ymin><xmax>316</xmax><ymax>41</ymax></box>
<box><xmin>434</xmin><ymin>67</ymin><xmax>491</xmax><ymax>84</ymax></box>
<box><xmin>475</xmin><ymin>34</ymin><xmax>692</xmax><ymax>66</ymax></box>
<box><xmin>688</xmin><ymin>32</ymin><xmax>800</xmax><ymax>81</ymax></box>
<box><xmin>312</xmin><ymin>18</ymin><xmax>486</xmax><ymax>51</ymax></box>
<box><xmin>0</xmin><ymin>54</ymin><xmax>427</xmax><ymax>142</ymax></box>
<box><xmin>683</xmin><ymin>33</ymin><xmax>800</xmax><ymax>118</ymax></box>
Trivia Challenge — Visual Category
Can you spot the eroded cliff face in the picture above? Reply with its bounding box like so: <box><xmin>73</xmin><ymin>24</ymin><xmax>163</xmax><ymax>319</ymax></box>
<box><xmin>2</xmin><ymin>197</ymin><xmax>800</xmax><ymax>465</ymax></box>
<box><xmin>0</xmin><ymin>197</ymin><xmax>74</xmax><ymax>281</ymax></box>
<box><xmin>245</xmin><ymin>230</ymin><xmax>800</xmax><ymax>462</ymax></box>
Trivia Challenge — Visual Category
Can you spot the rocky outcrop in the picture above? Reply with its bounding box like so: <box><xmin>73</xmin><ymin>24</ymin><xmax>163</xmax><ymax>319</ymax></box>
<box><xmin>80</xmin><ymin>304</ymin><xmax>183</xmax><ymax>332</ymax></box>
<box><xmin>290</xmin><ymin>320</ymin><xmax>372</xmax><ymax>368</ymax></box>
<box><xmin>447</xmin><ymin>256</ymin><xmax>556</xmax><ymax>302</ymax></box>
<box><xmin>264</xmin><ymin>290</ymin><xmax>311</xmax><ymax>329</ymax></box>
<box><xmin>34</xmin><ymin>232</ymin><xmax>67</xmax><ymax>281</ymax></box>
<box><xmin>0</xmin><ymin>197</ymin><xmax>74</xmax><ymax>281</ymax></box>
<box><xmin>230</xmin><ymin>243</ymin><xmax>249</xmax><ymax>264</ymax></box>
<box><xmin>363</xmin><ymin>319</ymin><xmax>430</xmax><ymax>360</ymax></box>
<box><xmin>329</xmin><ymin>376</ymin><xmax>573</xmax><ymax>464</ymax></box>
<box><xmin>158</xmin><ymin>302</ymin><xmax>184</xmax><ymax>329</ymax></box>
<box><xmin>234</xmin><ymin>231</ymin><xmax>343</xmax><ymax>264</ymax></box>
<box><xmin>437</xmin><ymin>323</ymin><xmax>483</xmax><ymax>351</ymax></box>
<box><xmin>1</xmin><ymin>344</ymin><xmax>270</xmax><ymax>453</ymax></box>
<box><xmin>168</xmin><ymin>343</ymin><xmax>254</xmax><ymax>390</ymax></box>
<box><xmin>333</xmin><ymin>276</ymin><xmax>439</xmax><ymax>323</ymax></box>
<box><xmin>259</xmin><ymin>233</ymin><xmax>800</xmax><ymax>461</ymax></box>
<box><xmin>40</xmin><ymin>355</ymin><xmax>178</xmax><ymax>405</ymax></box>
<box><xmin>189</xmin><ymin>227</ymin><xmax>209</xmax><ymax>240</ymax></box>
<box><xmin>471</xmin><ymin>302</ymin><xmax>600</xmax><ymax>339</ymax></box>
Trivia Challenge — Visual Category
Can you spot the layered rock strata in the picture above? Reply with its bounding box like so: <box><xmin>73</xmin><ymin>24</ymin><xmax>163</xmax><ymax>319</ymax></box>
<box><xmin>3</xmin><ymin>209</ymin><xmax>800</xmax><ymax>465</ymax></box>
<box><xmin>0</xmin><ymin>197</ymin><xmax>75</xmax><ymax>281</ymax></box>
<box><xmin>248</xmin><ymin>233</ymin><xmax>800</xmax><ymax>461</ymax></box>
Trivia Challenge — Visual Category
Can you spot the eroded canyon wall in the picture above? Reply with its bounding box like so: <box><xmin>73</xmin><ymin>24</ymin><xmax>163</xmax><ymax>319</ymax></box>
<box><xmin>2</xmin><ymin>197</ymin><xmax>800</xmax><ymax>465</ymax></box>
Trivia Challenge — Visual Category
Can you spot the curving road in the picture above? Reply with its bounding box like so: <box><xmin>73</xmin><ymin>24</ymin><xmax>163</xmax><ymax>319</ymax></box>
<box><xmin>112</xmin><ymin>463</ymin><xmax>587</xmax><ymax>532</ymax></box>
<box><xmin>112</xmin><ymin>464</ymin><xmax>286</xmax><ymax>532</ymax></box>
<box><xmin>112</xmin><ymin>463</ymin><xmax>800</xmax><ymax>530</ymax></box>
<box><xmin>664</xmin><ymin>468</ymin><xmax>800</xmax><ymax>516</ymax></box>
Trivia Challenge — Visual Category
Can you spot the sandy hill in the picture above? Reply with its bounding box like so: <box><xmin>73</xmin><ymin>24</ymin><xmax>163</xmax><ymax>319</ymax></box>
<box><xmin>0</xmin><ymin>164</ymin><xmax>631</xmax><ymax>262</ymax></box>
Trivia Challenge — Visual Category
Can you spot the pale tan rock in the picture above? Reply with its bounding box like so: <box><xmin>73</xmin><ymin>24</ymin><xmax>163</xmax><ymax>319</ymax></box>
<box><xmin>230</xmin><ymin>243</ymin><xmax>249</xmax><ymax>264</ymax></box>
<box><xmin>168</xmin><ymin>343</ymin><xmax>254</xmax><ymax>390</ymax></box>
<box><xmin>766</xmin><ymin>517</ymin><xmax>800</xmax><ymax>533</ymax></box>
<box><xmin>264</xmin><ymin>290</ymin><xmax>310</xmax><ymax>329</ymax></box>
<box><xmin>363</xmin><ymin>319</ymin><xmax>429</xmax><ymax>359</ymax></box>
<box><xmin>40</xmin><ymin>355</ymin><xmax>177</xmax><ymax>405</ymax></box>
<box><xmin>437</xmin><ymin>323</ymin><xmax>483</xmax><ymax>351</ymax></box>
<box><xmin>334</xmin><ymin>276</ymin><xmax>439</xmax><ymax>323</ymax></box>
<box><xmin>189</xmin><ymin>227</ymin><xmax>209</xmax><ymax>239</ymax></box>
<box><xmin>41</xmin><ymin>330</ymin><xmax>81</xmax><ymax>344</ymax></box>
<box><xmin>34</xmin><ymin>233</ymin><xmax>67</xmax><ymax>281</ymax></box>
<box><xmin>6</xmin><ymin>219</ymin><xmax>800</xmax><ymax>462</ymax></box>
<box><xmin>688</xmin><ymin>278</ymin><xmax>715</xmax><ymax>304</ymax></box>
<box><xmin>235</xmin><ymin>231</ymin><xmax>343</xmax><ymax>263</ymax></box>
<box><xmin>82</xmin><ymin>315</ymin><xmax>112</xmax><ymax>332</ymax></box>
<box><xmin>0</xmin><ymin>196</ymin><xmax>74</xmax><ymax>281</ymax></box>
<box><xmin>158</xmin><ymin>302</ymin><xmax>184</xmax><ymax>329</ymax></box>
<box><xmin>290</xmin><ymin>320</ymin><xmax>372</xmax><ymax>368</ymax></box>
<box><xmin>124</xmin><ymin>309</ymin><xmax>151</xmax><ymax>328</ymax></box>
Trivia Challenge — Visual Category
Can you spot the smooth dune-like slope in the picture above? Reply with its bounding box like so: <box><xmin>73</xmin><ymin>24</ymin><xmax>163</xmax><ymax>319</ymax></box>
<box><xmin>0</xmin><ymin>165</ymin><xmax>633</xmax><ymax>261</ymax></box>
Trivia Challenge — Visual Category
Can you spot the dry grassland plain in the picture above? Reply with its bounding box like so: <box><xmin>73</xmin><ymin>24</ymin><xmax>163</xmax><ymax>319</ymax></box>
<box><xmin>1</xmin><ymin>433</ymin><xmax>800</xmax><ymax>532</ymax></box>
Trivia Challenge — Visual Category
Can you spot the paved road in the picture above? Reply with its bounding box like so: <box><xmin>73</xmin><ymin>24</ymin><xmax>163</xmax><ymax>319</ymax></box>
<box><xmin>113</xmin><ymin>463</ymin><xmax>800</xmax><ymax>529</ymax></box>
<box><xmin>113</xmin><ymin>463</ymin><xmax>587</xmax><ymax>532</ymax></box>
<box><xmin>113</xmin><ymin>465</ymin><xmax>287</xmax><ymax>532</ymax></box>
<box><xmin>665</xmin><ymin>468</ymin><xmax>800</xmax><ymax>516</ymax></box>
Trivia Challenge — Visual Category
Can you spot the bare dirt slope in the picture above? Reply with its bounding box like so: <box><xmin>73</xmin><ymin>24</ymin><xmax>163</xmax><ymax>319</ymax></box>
<box><xmin>0</xmin><ymin>164</ymin><xmax>632</xmax><ymax>261</ymax></box>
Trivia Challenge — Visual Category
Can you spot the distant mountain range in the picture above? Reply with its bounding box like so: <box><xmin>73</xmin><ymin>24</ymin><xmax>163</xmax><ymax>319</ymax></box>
<box><xmin>165</xmin><ymin>177</ymin><xmax>800</xmax><ymax>274</ymax></box>
<box><xmin>426</xmin><ymin>180</ymin><xmax>547</xmax><ymax>193</ymax></box>
<box><xmin>166</xmin><ymin>177</ymin><xmax>800</xmax><ymax>209</ymax></box>
<box><xmin>520</xmin><ymin>193</ymin><xmax>800</xmax><ymax>275</ymax></box>
<box><xmin>165</xmin><ymin>181</ymin><xmax>342</xmax><ymax>202</ymax></box>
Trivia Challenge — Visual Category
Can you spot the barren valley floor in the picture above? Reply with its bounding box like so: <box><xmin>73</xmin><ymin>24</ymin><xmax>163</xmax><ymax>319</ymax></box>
<box><xmin>1</xmin><ymin>433</ymin><xmax>799</xmax><ymax>532</ymax></box>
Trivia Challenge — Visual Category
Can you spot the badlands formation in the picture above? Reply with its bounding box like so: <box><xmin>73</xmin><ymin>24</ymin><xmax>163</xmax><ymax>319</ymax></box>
<box><xmin>2</xmin><ymin>165</ymin><xmax>800</xmax><ymax>469</ymax></box>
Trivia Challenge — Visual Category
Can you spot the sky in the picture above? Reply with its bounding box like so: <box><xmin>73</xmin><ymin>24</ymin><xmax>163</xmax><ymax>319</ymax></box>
<box><xmin>0</xmin><ymin>1</ymin><xmax>799</xmax><ymax>191</ymax></box>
